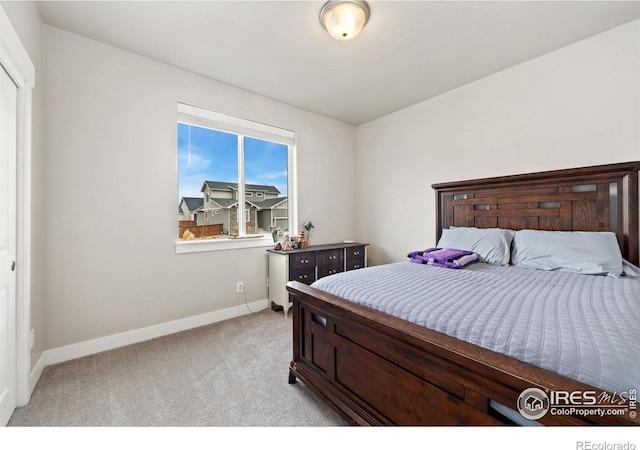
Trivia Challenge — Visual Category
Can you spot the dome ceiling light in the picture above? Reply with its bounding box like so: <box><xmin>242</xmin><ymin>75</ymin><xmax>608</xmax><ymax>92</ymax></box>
<box><xmin>319</xmin><ymin>1</ymin><xmax>370</xmax><ymax>42</ymax></box>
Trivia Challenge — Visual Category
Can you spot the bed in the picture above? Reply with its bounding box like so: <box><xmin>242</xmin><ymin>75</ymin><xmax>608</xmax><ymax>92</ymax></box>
<box><xmin>286</xmin><ymin>161</ymin><xmax>640</xmax><ymax>426</ymax></box>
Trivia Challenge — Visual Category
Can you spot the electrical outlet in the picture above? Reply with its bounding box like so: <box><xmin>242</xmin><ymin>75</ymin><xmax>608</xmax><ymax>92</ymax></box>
<box><xmin>236</xmin><ymin>281</ymin><xmax>244</xmax><ymax>293</ymax></box>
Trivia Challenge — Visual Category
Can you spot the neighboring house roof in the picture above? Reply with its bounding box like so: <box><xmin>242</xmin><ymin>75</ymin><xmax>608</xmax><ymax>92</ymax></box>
<box><xmin>209</xmin><ymin>198</ymin><xmax>261</xmax><ymax>209</ymax></box>
<box><xmin>180</xmin><ymin>197</ymin><xmax>204</xmax><ymax>212</ymax></box>
<box><xmin>201</xmin><ymin>180</ymin><xmax>280</xmax><ymax>195</ymax></box>
<box><xmin>259</xmin><ymin>197</ymin><xmax>287</xmax><ymax>209</ymax></box>
<box><xmin>210</xmin><ymin>198</ymin><xmax>236</xmax><ymax>208</ymax></box>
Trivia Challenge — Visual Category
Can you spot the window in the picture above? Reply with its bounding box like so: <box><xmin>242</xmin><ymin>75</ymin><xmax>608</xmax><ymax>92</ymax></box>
<box><xmin>176</xmin><ymin>103</ymin><xmax>296</xmax><ymax>253</ymax></box>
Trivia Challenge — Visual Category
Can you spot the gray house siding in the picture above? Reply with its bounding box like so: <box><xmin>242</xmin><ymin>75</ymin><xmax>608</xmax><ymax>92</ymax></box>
<box><xmin>179</xmin><ymin>181</ymin><xmax>287</xmax><ymax>236</ymax></box>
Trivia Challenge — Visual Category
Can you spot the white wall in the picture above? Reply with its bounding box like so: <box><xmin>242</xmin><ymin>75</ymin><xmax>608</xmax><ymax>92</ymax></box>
<box><xmin>356</xmin><ymin>19</ymin><xmax>640</xmax><ymax>265</ymax></box>
<box><xmin>43</xmin><ymin>26</ymin><xmax>356</xmax><ymax>349</ymax></box>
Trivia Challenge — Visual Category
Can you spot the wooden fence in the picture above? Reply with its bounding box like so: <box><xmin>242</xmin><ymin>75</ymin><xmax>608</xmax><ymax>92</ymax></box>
<box><xmin>178</xmin><ymin>221</ymin><xmax>223</xmax><ymax>239</ymax></box>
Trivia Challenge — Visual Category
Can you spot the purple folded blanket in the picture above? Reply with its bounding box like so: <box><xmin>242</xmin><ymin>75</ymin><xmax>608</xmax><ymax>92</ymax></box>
<box><xmin>407</xmin><ymin>247</ymin><xmax>479</xmax><ymax>269</ymax></box>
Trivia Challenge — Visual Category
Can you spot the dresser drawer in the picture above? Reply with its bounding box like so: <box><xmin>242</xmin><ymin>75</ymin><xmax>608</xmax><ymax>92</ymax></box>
<box><xmin>346</xmin><ymin>246</ymin><xmax>365</xmax><ymax>261</ymax></box>
<box><xmin>290</xmin><ymin>267</ymin><xmax>316</xmax><ymax>285</ymax></box>
<box><xmin>317</xmin><ymin>249</ymin><xmax>344</xmax><ymax>267</ymax></box>
<box><xmin>346</xmin><ymin>258</ymin><xmax>365</xmax><ymax>271</ymax></box>
<box><xmin>317</xmin><ymin>264</ymin><xmax>343</xmax><ymax>279</ymax></box>
<box><xmin>290</xmin><ymin>252</ymin><xmax>316</xmax><ymax>271</ymax></box>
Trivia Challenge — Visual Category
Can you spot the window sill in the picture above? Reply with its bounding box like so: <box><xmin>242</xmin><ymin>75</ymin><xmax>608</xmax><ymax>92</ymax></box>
<box><xmin>175</xmin><ymin>235</ymin><xmax>275</xmax><ymax>254</ymax></box>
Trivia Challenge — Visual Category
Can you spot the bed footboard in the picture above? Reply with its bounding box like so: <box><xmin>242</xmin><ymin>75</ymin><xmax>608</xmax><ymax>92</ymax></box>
<box><xmin>287</xmin><ymin>281</ymin><xmax>638</xmax><ymax>426</ymax></box>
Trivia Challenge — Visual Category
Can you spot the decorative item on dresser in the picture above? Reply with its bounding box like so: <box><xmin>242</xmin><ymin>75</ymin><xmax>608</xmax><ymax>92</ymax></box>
<box><xmin>267</xmin><ymin>242</ymin><xmax>368</xmax><ymax>318</ymax></box>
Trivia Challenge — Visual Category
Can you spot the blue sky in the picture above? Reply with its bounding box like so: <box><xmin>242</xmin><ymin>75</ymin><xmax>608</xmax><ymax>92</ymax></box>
<box><xmin>178</xmin><ymin>123</ymin><xmax>288</xmax><ymax>201</ymax></box>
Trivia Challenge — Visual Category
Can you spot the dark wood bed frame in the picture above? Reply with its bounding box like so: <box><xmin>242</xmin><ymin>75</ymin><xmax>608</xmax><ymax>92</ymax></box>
<box><xmin>287</xmin><ymin>161</ymin><xmax>640</xmax><ymax>426</ymax></box>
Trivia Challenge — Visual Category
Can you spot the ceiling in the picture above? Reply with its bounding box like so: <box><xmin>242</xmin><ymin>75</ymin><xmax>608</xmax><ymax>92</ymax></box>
<box><xmin>37</xmin><ymin>1</ymin><xmax>640</xmax><ymax>125</ymax></box>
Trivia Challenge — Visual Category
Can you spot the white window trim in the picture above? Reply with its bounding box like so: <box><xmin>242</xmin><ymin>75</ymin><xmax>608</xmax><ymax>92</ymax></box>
<box><xmin>175</xmin><ymin>103</ymin><xmax>297</xmax><ymax>253</ymax></box>
<box><xmin>177</xmin><ymin>103</ymin><xmax>295</xmax><ymax>146</ymax></box>
<box><xmin>176</xmin><ymin>235</ymin><xmax>275</xmax><ymax>254</ymax></box>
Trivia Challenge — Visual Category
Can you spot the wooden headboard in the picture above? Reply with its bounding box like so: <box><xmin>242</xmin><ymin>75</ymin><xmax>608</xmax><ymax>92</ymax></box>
<box><xmin>432</xmin><ymin>161</ymin><xmax>640</xmax><ymax>266</ymax></box>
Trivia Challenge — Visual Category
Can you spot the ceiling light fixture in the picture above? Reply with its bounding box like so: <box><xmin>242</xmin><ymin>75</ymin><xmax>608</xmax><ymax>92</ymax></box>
<box><xmin>320</xmin><ymin>1</ymin><xmax>370</xmax><ymax>42</ymax></box>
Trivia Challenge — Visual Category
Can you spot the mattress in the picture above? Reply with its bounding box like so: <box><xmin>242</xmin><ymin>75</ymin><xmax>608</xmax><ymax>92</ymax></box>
<box><xmin>310</xmin><ymin>261</ymin><xmax>640</xmax><ymax>394</ymax></box>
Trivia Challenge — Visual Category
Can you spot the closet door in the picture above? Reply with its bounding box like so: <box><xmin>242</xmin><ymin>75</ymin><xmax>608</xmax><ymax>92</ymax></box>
<box><xmin>0</xmin><ymin>63</ymin><xmax>18</xmax><ymax>426</ymax></box>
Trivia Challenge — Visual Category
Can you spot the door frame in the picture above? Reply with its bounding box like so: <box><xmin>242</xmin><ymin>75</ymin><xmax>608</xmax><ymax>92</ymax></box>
<box><xmin>0</xmin><ymin>5</ymin><xmax>35</xmax><ymax>407</ymax></box>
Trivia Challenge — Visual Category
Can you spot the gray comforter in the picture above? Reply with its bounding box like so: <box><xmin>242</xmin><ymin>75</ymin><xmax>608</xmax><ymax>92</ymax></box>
<box><xmin>311</xmin><ymin>262</ymin><xmax>640</xmax><ymax>393</ymax></box>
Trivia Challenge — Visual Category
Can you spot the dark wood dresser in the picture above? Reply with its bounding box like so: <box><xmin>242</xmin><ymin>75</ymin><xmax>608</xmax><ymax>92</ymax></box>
<box><xmin>267</xmin><ymin>242</ymin><xmax>368</xmax><ymax>317</ymax></box>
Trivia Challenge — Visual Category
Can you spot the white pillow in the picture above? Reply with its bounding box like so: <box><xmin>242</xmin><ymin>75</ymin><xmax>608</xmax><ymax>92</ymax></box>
<box><xmin>436</xmin><ymin>227</ymin><xmax>515</xmax><ymax>265</ymax></box>
<box><xmin>511</xmin><ymin>230</ymin><xmax>623</xmax><ymax>276</ymax></box>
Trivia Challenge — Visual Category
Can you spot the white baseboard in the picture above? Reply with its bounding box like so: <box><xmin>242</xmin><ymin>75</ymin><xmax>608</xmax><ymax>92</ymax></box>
<box><xmin>38</xmin><ymin>299</ymin><xmax>269</xmax><ymax>371</ymax></box>
<box><xmin>27</xmin><ymin>353</ymin><xmax>46</xmax><ymax>402</ymax></box>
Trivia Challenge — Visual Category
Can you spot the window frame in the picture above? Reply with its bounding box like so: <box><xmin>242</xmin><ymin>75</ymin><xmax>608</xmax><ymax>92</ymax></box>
<box><xmin>176</xmin><ymin>103</ymin><xmax>297</xmax><ymax>254</ymax></box>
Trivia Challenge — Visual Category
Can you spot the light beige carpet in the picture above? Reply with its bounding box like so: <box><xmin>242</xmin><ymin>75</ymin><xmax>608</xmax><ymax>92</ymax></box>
<box><xmin>8</xmin><ymin>309</ymin><xmax>346</xmax><ymax>427</ymax></box>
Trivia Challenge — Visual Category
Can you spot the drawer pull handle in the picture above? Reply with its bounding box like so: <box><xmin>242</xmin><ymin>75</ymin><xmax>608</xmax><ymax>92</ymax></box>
<box><xmin>311</xmin><ymin>313</ymin><xmax>327</xmax><ymax>327</ymax></box>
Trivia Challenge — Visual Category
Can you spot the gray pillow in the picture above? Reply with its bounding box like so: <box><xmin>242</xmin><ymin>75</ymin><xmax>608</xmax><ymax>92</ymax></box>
<box><xmin>511</xmin><ymin>230</ymin><xmax>623</xmax><ymax>276</ymax></box>
<box><xmin>623</xmin><ymin>259</ymin><xmax>640</xmax><ymax>278</ymax></box>
<box><xmin>436</xmin><ymin>227</ymin><xmax>515</xmax><ymax>265</ymax></box>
